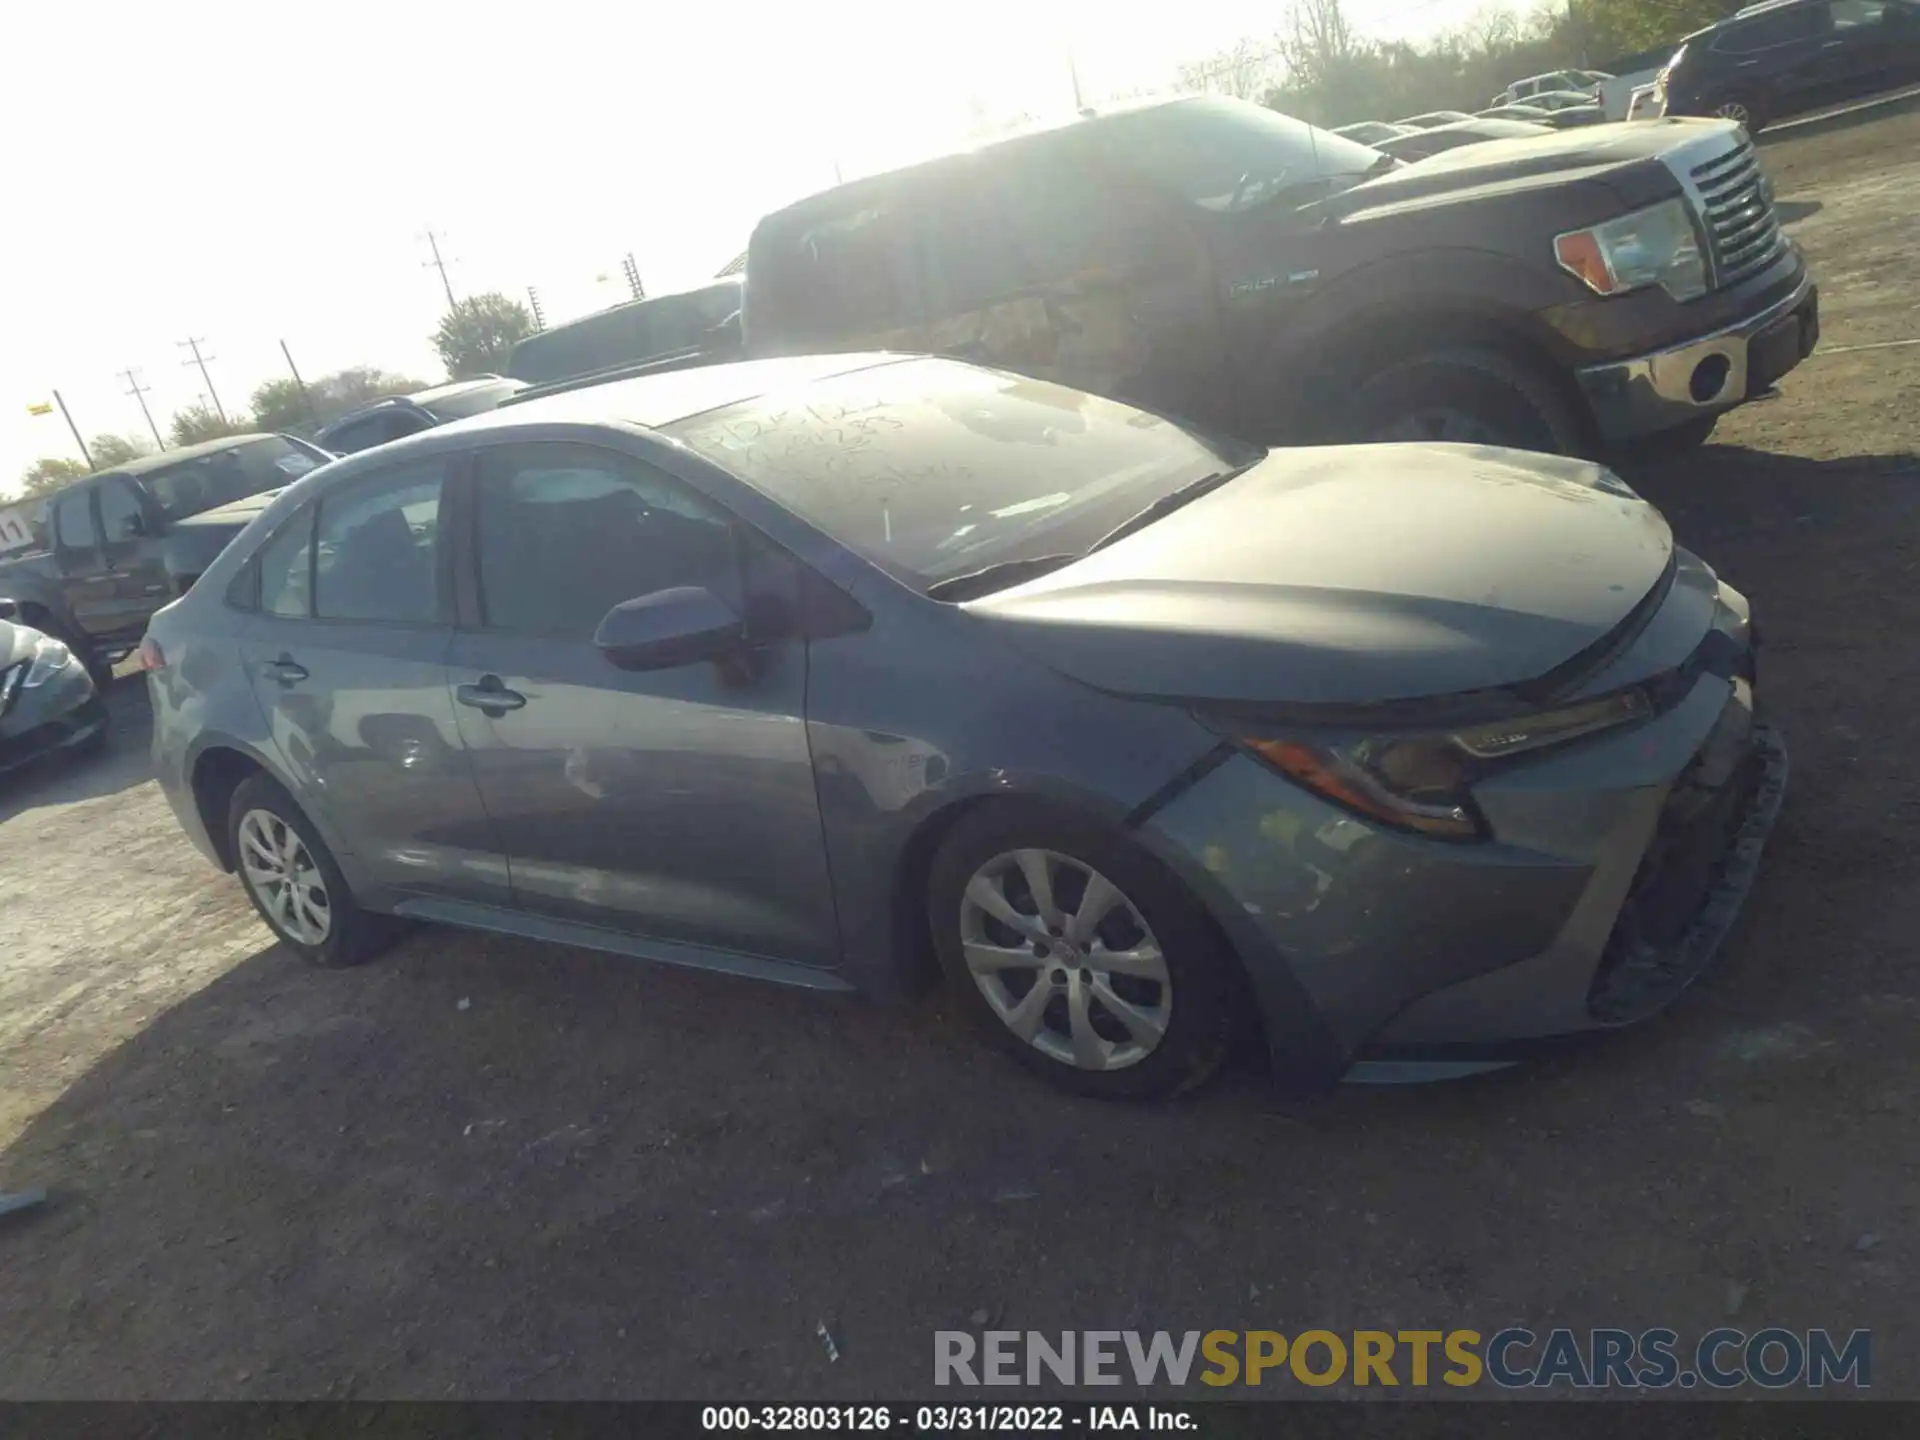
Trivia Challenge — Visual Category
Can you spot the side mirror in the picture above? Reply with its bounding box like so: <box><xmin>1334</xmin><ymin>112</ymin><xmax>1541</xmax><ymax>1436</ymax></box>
<box><xmin>594</xmin><ymin>586</ymin><xmax>743</xmax><ymax>672</ymax></box>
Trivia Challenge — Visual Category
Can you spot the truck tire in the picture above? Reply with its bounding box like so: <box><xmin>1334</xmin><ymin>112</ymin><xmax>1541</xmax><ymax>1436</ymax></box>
<box><xmin>1347</xmin><ymin>347</ymin><xmax>1586</xmax><ymax>456</ymax></box>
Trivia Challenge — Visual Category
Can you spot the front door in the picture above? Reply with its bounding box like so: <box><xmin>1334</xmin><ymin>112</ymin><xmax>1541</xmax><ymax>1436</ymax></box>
<box><xmin>239</xmin><ymin>456</ymin><xmax>509</xmax><ymax>903</ymax></box>
<box><xmin>447</xmin><ymin>440</ymin><xmax>840</xmax><ymax>967</ymax></box>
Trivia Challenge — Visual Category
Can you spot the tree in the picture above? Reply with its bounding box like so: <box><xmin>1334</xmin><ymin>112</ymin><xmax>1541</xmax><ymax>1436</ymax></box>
<box><xmin>432</xmin><ymin>293</ymin><xmax>534</xmax><ymax>380</ymax></box>
<box><xmin>250</xmin><ymin>365</ymin><xmax>434</xmax><ymax>435</ymax></box>
<box><xmin>15</xmin><ymin>457</ymin><xmax>90</xmax><ymax>499</ymax></box>
<box><xmin>170</xmin><ymin>404</ymin><xmax>254</xmax><ymax>447</ymax></box>
<box><xmin>89</xmin><ymin>433</ymin><xmax>154</xmax><ymax>468</ymax></box>
<box><xmin>1176</xmin><ymin>35</ymin><xmax>1286</xmax><ymax>100</ymax></box>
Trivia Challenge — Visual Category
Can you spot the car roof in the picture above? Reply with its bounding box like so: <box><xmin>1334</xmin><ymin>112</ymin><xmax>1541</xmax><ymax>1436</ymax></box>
<box><xmin>83</xmin><ymin>433</ymin><xmax>285</xmax><ymax>483</ymax></box>
<box><xmin>430</xmin><ymin>353</ymin><xmax>909</xmax><ymax>436</ymax></box>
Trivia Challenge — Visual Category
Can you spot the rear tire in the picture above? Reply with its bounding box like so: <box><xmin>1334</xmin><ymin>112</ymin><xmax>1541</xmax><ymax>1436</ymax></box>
<box><xmin>927</xmin><ymin>800</ymin><xmax>1244</xmax><ymax>1101</ymax></box>
<box><xmin>227</xmin><ymin>773</ymin><xmax>400</xmax><ymax>968</ymax></box>
<box><xmin>1347</xmin><ymin>346</ymin><xmax>1586</xmax><ymax>456</ymax></box>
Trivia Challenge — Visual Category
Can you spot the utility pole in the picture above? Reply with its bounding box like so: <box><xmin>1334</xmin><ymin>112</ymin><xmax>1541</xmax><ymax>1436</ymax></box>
<box><xmin>1068</xmin><ymin>49</ymin><xmax>1086</xmax><ymax>112</ymax></box>
<box><xmin>279</xmin><ymin>339</ymin><xmax>320</xmax><ymax>426</ymax></box>
<box><xmin>118</xmin><ymin>367</ymin><xmax>166</xmax><ymax>449</ymax></box>
<box><xmin>526</xmin><ymin>287</ymin><xmax>546</xmax><ymax>331</ymax></box>
<box><xmin>620</xmin><ymin>253</ymin><xmax>645</xmax><ymax>301</ymax></box>
<box><xmin>53</xmin><ymin>391</ymin><xmax>95</xmax><ymax>470</ymax></box>
<box><xmin>421</xmin><ymin>229</ymin><xmax>459</xmax><ymax>311</ymax></box>
<box><xmin>177</xmin><ymin>337</ymin><xmax>227</xmax><ymax>423</ymax></box>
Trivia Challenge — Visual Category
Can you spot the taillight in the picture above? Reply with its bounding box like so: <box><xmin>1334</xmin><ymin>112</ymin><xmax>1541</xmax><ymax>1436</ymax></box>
<box><xmin>137</xmin><ymin>637</ymin><xmax>167</xmax><ymax>672</ymax></box>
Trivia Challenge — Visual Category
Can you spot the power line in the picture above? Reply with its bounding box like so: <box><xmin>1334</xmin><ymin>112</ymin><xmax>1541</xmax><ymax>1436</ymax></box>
<box><xmin>421</xmin><ymin>229</ymin><xmax>459</xmax><ymax>311</ymax></box>
<box><xmin>176</xmin><ymin>338</ymin><xmax>226</xmax><ymax>423</ymax></box>
<box><xmin>118</xmin><ymin>367</ymin><xmax>166</xmax><ymax>449</ymax></box>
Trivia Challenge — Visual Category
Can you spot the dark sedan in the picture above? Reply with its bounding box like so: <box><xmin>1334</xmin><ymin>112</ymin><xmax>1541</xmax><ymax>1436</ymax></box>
<box><xmin>142</xmin><ymin>356</ymin><xmax>1786</xmax><ymax>1099</ymax></box>
<box><xmin>0</xmin><ymin>608</ymin><xmax>107</xmax><ymax>777</ymax></box>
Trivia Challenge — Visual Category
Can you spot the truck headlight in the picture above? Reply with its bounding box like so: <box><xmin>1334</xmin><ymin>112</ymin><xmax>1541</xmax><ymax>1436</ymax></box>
<box><xmin>22</xmin><ymin>636</ymin><xmax>74</xmax><ymax>688</ymax></box>
<box><xmin>1555</xmin><ymin>198</ymin><xmax>1708</xmax><ymax>302</ymax></box>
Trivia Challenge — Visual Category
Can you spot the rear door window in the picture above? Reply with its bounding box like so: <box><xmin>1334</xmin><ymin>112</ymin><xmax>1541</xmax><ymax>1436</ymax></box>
<box><xmin>255</xmin><ymin>509</ymin><xmax>316</xmax><ymax>619</ymax></box>
<box><xmin>312</xmin><ymin>461</ymin><xmax>446</xmax><ymax>625</ymax></box>
<box><xmin>53</xmin><ymin>489</ymin><xmax>100</xmax><ymax>555</ymax></box>
<box><xmin>1716</xmin><ymin>6</ymin><xmax>1827</xmax><ymax>49</ymax></box>
<box><xmin>753</xmin><ymin>193</ymin><xmax>917</xmax><ymax>344</ymax></box>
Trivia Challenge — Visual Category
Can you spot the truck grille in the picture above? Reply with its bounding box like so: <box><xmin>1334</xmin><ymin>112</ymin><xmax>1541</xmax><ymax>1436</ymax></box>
<box><xmin>1691</xmin><ymin>140</ymin><xmax>1784</xmax><ymax>288</ymax></box>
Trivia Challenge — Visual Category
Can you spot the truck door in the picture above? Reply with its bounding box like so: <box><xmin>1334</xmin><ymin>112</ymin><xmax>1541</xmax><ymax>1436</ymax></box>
<box><xmin>914</xmin><ymin>146</ymin><xmax>1225</xmax><ymax>430</ymax></box>
<box><xmin>94</xmin><ymin>476</ymin><xmax>175</xmax><ymax>643</ymax></box>
<box><xmin>48</xmin><ymin>486</ymin><xmax>115</xmax><ymax>639</ymax></box>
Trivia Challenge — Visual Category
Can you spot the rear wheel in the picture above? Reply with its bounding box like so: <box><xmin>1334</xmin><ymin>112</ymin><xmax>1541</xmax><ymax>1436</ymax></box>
<box><xmin>227</xmin><ymin>774</ymin><xmax>399</xmax><ymax>968</ymax></box>
<box><xmin>1348</xmin><ymin>347</ymin><xmax>1586</xmax><ymax>455</ymax></box>
<box><xmin>927</xmin><ymin>802</ymin><xmax>1244</xmax><ymax>1100</ymax></box>
<box><xmin>1713</xmin><ymin>95</ymin><xmax>1765</xmax><ymax>134</ymax></box>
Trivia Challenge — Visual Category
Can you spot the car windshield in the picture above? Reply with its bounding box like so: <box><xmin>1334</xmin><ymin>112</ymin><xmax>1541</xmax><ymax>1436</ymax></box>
<box><xmin>144</xmin><ymin>437</ymin><xmax>325</xmax><ymax>520</ymax></box>
<box><xmin>666</xmin><ymin>359</ymin><xmax>1257</xmax><ymax>591</ymax></box>
<box><xmin>1096</xmin><ymin>97</ymin><xmax>1385</xmax><ymax>214</ymax></box>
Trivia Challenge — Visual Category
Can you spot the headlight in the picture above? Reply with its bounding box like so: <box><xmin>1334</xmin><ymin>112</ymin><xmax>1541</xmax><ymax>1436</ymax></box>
<box><xmin>21</xmin><ymin>636</ymin><xmax>74</xmax><ymax>688</ymax></box>
<box><xmin>1555</xmin><ymin>198</ymin><xmax>1707</xmax><ymax>302</ymax></box>
<box><xmin>1233</xmin><ymin>688</ymin><xmax>1654</xmax><ymax>842</ymax></box>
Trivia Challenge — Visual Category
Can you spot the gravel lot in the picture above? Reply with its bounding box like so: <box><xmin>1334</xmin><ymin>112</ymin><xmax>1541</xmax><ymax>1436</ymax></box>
<box><xmin>2</xmin><ymin>111</ymin><xmax>1917</xmax><ymax>1402</ymax></box>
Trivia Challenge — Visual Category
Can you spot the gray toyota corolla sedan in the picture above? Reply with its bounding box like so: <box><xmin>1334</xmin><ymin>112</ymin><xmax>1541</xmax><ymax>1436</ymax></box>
<box><xmin>142</xmin><ymin>355</ymin><xmax>1786</xmax><ymax>1099</ymax></box>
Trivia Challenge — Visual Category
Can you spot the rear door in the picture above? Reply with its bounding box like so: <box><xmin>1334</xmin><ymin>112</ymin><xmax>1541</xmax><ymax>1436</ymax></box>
<box><xmin>49</xmin><ymin>485</ymin><xmax>115</xmax><ymax>637</ymax></box>
<box><xmin>446</xmin><ymin>440</ymin><xmax>839</xmax><ymax>966</ymax></box>
<box><xmin>914</xmin><ymin>143</ymin><xmax>1225</xmax><ymax>428</ymax></box>
<box><xmin>94</xmin><ymin>476</ymin><xmax>175</xmax><ymax>641</ymax></box>
<box><xmin>237</xmin><ymin>456</ymin><xmax>509</xmax><ymax>903</ymax></box>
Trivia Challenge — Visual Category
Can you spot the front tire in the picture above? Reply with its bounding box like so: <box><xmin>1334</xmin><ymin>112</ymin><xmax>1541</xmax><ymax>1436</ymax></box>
<box><xmin>227</xmin><ymin>774</ymin><xmax>398</xmax><ymax>968</ymax></box>
<box><xmin>1714</xmin><ymin>95</ymin><xmax>1765</xmax><ymax>135</ymax></box>
<box><xmin>1348</xmin><ymin>346</ymin><xmax>1585</xmax><ymax>455</ymax></box>
<box><xmin>927</xmin><ymin>801</ymin><xmax>1244</xmax><ymax>1100</ymax></box>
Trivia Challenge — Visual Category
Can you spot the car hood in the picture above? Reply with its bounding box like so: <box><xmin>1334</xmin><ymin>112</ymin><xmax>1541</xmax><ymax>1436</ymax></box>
<box><xmin>1334</xmin><ymin>116</ymin><xmax>1725</xmax><ymax>211</ymax></box>
<box><xmin>0</xmin><ymin>617</ymin><xmax>47</xmax><ymax>668</ymax></box>
<box><xmin>965</xmin><ymin>444</ymin><xmax>1672</xmax><ymax>707</ymax></box>
<box><xmin>173</xmin><ymin>488</ymin><xmax>286</xmax><ymax>531</ymax></box>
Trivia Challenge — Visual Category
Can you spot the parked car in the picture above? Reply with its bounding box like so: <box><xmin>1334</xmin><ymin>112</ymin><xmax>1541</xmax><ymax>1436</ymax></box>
<box><xmin>0</xmin><ymin>604</ymin><xmax>108</xmax><ymax>777</ymax></box>
<box><xmin>1331</xmin><ymin>121</ymin><xmax>1412</xmax><ymax>144</ymax></box>
<box><xmin>142</xmin><ymin>354</ymin><xmax>1786</xmax><ymax>1098</ymax></box>
<box><xmin>1392</xmin><ymin>110</ymin><xmax>1478</xmax><ymax>128</ymax></box>
<box><xmin>1479</xmin><ymin>100</ymin><xmax>1608</xmax><ymax>127</ymax></box>
<box><xmin>1493</xmin><ymin>69</ymin><xmax>1611</xmax><ymax>107</ymax></box>
<box><xmin>314</xmin><ymin>377</ymin><xmax>529</xmax><ymax>456</ymax></box>
<box><xmin>1655</xmin><ymin>0</ymin><xmax>1920</xmax><ymax>132</ymax></box>
<box><xmin>505</xmin><ymin>277</ymin><xmax>745</xmax><ymax>388</ymax></box>
<box><xmin>0</xmin><ymin>433</ymin><xmax>332</xmax><ymax>677</ymax></box>
<box><xmin>1373</xmin><ymin>117</ymin><xmax>1555</xmax><ymax>162</ymax></box>
<box><xmin>1594</xmin><ymin>47</ymin><xmax>1676</xmax><ymax>118</ymax></box>
<box><xmin>740</xmin><ymin>95</ymin><xmax>1818</xmax><ymax>457</ymax></box>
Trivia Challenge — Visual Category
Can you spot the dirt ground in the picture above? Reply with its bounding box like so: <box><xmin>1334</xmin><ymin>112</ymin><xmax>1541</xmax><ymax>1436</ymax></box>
<box><xmin>2</xmin><ymin>112</ymin><xmax>1917</xmax><ymax>1402</ymax></box>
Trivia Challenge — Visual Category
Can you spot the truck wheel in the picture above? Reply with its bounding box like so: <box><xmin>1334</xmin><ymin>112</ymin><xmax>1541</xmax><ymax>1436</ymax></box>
<box><xmin>1348</xmin><ymin>347</ymin><xmax>1585</xmax><ymax>456</ymax></box>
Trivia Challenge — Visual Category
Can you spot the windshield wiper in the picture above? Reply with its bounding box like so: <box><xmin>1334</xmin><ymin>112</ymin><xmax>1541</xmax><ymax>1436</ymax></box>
<box><xmin>1086</xmin><ymin>462</ymin><xmax>1259</xmax><ymax>555</ymax></box>
<box><xmin>926</xmin><ymin>553</ymin><xmax>1079</xmax><ymax>602</ymax></box>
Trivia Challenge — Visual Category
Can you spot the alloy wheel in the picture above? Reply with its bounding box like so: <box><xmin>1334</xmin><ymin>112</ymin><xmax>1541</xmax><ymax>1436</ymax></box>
<box><xmin>238</xmin><ymin>808</ymin><xmax>332</xmax><ymax>946</ymax></box>
<box><xmin>958</xmin><ymin>848</ymin><xmax>1171</xmax><ymax>1071</ymax></box>
<box><xmin>1715</xmin><ymin>100</ymin><xmax>1752</xmax><ymax>128</ymax></box>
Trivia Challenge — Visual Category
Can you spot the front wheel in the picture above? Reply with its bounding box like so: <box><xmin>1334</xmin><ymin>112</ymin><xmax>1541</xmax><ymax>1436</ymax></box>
<box><xmin>227</xmin><ymin>773</ymin><xmax>400</xmax><ymax>968</ymax></box>
<box><xmin>1713</xmin><ymin>96</ymin><xmax>1765</xmax><ymax>134</ymax></box>
<box><xmin>1347</xmin><ymin>347</ymin><xmax>1586</xmax><ymax>456</ymax></box>
<box><xmin>927</xmin><ymin>802</ymin><xmax>1245</xmax><ymax>1100</ymax></box>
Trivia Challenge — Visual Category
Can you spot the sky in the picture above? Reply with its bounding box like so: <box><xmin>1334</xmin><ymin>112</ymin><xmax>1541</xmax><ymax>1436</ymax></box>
<box><xmin>0</xmin><ymin>0</ymin><xmax>1507</xmax><ymax>498</ymax></box>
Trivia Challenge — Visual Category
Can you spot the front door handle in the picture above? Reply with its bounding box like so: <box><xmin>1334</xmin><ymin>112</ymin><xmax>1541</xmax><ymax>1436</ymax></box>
<box><xmin>263</xmin><ymin>654</ymin><xmax>309</xmax><ymax>686</ymax></box>
<box><xmin>456</xmin><ymin>676</ymin><xmax>527</xmax><ymax>715</ymax></box>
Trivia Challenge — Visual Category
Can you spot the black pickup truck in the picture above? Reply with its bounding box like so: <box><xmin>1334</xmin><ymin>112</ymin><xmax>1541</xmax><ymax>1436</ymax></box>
<box><xmin>741</xmin><ymin>96</ymin><xmax>1819</xmax><ymax>457</ymax></box>
<box><xmin>0</xmin><ymin>433</ymin><xmax>331</xmax><ymax>676</ymax></box>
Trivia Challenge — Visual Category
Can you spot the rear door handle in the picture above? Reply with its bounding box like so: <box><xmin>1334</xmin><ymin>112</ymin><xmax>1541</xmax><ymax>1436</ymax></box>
<box><xmin>263</xmin><ymin>656</ymin><xmax>309</xmax><ymax>686</ymax></box>
<box><xmin>456</xmin><ymin>677</ymin><xmax>527</xmax><ymax>714</ymax></box>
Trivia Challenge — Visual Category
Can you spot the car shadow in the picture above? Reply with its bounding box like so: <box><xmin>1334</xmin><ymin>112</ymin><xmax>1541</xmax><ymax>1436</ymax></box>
<box><xmin>1620</xmin><ymin>444</ymin><xmax>1920</xmax><ymax>552</ymax></box>
<box><xmin>1772</xmin><ymin>198</ymin><xmax>1823</xmax><ymax>225</ymax></box>
<box><xmin>0</xmin><ymin>677</ymin><xmax>154</xmax><ymax>824</ymax></box>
